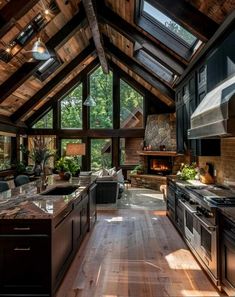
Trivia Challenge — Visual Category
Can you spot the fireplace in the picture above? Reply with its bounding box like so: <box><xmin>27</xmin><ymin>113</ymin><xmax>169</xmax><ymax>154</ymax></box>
<box><xmin>148</xmin><ymin>156</ymin><xmax>172</xmax><ymax>175</ymax></box>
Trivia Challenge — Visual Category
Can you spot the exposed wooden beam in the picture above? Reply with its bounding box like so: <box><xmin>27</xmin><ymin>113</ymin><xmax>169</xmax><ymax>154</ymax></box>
<box><xmin>0</xmin><ymin>0</ymin><xmax>40</xmax><ymax>38</ymax></box>
<box><xmin>26</xmin><ymin>58</ymin><xmax>99</xmax><ymax>127</ymax></box>
<box><xmin>98</xmin><ymin>4</ymin><xmax>185</xmax><ymax>75</ymax></box>
<box><xmin>146</xmin><ymin>0</ymin><xmax>218</xmax><ymax>41</ymax></box>
<box><xmin>104</xmin><ymin>36</ymin><xmax>175</xmax><ymax>106</ymax></box>
<box><xmin>82</xmin><ymin>0</ymin><xmax>109</xmax><ymax>74</ymax></box>
<box><xmin>11</xmin><ymin>43</ymin><xmax>96</xmax><ymax>123</ymax></box>
<box><xmin>0</xmin><ymin>7</ymin><xmax>87</xmax><ymax>105</ymax></box>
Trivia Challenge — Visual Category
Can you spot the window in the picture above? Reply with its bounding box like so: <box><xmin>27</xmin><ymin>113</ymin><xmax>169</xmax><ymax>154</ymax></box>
<box><xmin>33</xmin><ymin>110</ymin><xmax>53</xmax><ymax>129</ymax></box>
<box><xmin>89</xmin><ymin>67</ymin><xmax>113</xmax><ymax>129</ymax></box>
<box><xmin>0</xmin><ymin>135</ymin><xmax>12</xmax><ymax>171</ymax></box>
<box><xmin>143</xmin><ymin>1</ymin><xmax>197</xmax><ymax>46</ymax></box>
<box><xmin>136</xmin><ymin>49</ymin><xmax>176</xmax><ymax>84</ymax></box>
<box><xmin>61</xmin><ymin>139</ymin><xmax>82</xmax><ymax>168</ymax></box>
<box><xmin>91</xmin><ymin>139</ymin><xmax>112</xmax><ymax>171</ymax></box>
<box><xmin>120</xmin><ymin>138</ymin><xmax>143</xmax><ymax>165</ymax></box>
<box><xmin>120</xmin><ymin>79</ymin><xmax>144</xmax><ymax>128</ymax></box>
<box><xmin>137</xmin><ymin>0</ymin><xmax>201</xmax><ymax>59</ymax></box>
<box><xmin>60</xmin><ymin>84</ymin><xmax>83</xmax><ymax>129</ymax></box>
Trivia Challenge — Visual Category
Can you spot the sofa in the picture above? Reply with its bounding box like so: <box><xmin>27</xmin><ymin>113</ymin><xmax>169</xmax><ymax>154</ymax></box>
<box><xmin>94</xmin><ymin>168</ymin><xmax>124</xmax><ymax>204</ymax></box>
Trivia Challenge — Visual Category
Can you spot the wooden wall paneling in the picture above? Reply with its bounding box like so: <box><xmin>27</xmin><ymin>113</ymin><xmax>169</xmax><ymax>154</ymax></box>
<box><xmin>104</xmin><ymin>0</ymin><xmax>134</xmax><ymax>23</ymax></box>
<box><xmin>0</xmin><ymin>0</ymin><xmax>40</xmax><ymax>38</ymax></box>
<box><xmin>11</xmin><ymin>43</ymin><xmax>96</xmax><ymax>122</ymax></box>
<box><xmin>104</xmin><ymin>37</ymin><xmax>175</xmax><ymax>106</ymax></box>
<box><xmin>0</xmin><ymin>7</ymin><xmax>87</xmax><ymax>105</ymax></box>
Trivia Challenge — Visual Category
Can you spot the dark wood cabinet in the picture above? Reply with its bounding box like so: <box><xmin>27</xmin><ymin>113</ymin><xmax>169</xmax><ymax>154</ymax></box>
<box><xmin>89</xmin><ymin>183</ymin><xmax>97</xmax><ymax>230</ymax></box>
<box><xmin>220</xmin><ymin>215</ymin><xmax>235</xmax><ymax>296</ymax></box>
<box><xmin>176</xmin><ymin>66</ymin><xmax>220</xmax><ymax>156</ymax></box>
<box><xmin>0</xmin><ymin>183</ymin><xmax>97</xmax><ymax>297</ymax></box>
<box><xmin>0</xmin><ymin>220</ymin><xmax>51</xmax><ymax>296</ymax></box>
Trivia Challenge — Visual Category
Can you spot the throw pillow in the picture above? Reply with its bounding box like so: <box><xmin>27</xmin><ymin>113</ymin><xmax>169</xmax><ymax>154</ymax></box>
<box><xmin>116</xmin><ymin>169</ymin><xmax>124</xmax><ymax>183</ymax></box>
<box><xmin>108</xmin><ymin>167</ymin><xmax>116</xmax><ymax>176</ymax></box>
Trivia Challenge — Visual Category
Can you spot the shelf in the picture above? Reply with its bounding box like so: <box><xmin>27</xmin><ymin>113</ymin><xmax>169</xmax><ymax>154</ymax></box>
<box><xmin>137</xmin><ymin>151</ymin><xmax>179</xmax><ymax>157</ymax></box>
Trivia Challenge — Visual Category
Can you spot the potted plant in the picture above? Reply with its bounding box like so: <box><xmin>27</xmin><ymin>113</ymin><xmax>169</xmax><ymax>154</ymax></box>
<box><xmin>131</xmin><ymin>164</ymin><xmax>144</xmax><ymax>175</ymax></box>
<box><xmin>177</xmin><ymin>163</ymin><xmax>198</xmax><ymax>180</ymax></box>
<box><xmin>55</xmin><ymin>157</ymin><xmax>79</xmax><ymax>179</ymax></box>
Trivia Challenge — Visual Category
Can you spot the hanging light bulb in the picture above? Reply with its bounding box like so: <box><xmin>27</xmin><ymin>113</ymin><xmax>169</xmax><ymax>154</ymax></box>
<box><xmin>32</xmin><ymin>37</ymin><xmax>50</xmax><ymax>60</ymax></box>
<box><xmin>83</xmin><ymin>94</ymin><xmax>96</xmax><ymax>107</ymax></box>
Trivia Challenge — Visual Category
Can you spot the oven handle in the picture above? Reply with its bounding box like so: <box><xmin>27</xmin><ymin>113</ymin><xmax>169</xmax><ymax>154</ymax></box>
<box><xmin>194</xmin><ymin>214</ymin><xmax>216</xmax><ymax>231</ymax></box>
<box><xmin>179</xmin><ymin>200</ymin><xmax>197</xmax><ymax>214</ymax></box>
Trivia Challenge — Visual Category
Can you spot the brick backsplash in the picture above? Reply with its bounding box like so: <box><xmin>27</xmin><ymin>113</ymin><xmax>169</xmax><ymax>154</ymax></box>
<box><xmin>198</xmin><ymin>138</ymin><xmax>235</xmax><ymax>185</ymax></box>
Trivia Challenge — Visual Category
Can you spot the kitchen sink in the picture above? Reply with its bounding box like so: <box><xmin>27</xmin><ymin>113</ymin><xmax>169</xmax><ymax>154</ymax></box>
<box><xmin>40</xmin><ymin>186</ymin><xmax>79</xmax><ymax>196</ymax></box>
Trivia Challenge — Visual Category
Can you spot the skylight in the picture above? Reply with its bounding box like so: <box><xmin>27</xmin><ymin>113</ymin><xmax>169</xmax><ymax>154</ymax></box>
<box><xmin>143</xmin><ymin>1</ymin><xmax>197</xmax><ymax>46</ymax></box>
<box><xmin>136</xmin><ymin>49</ymin><xmax>176</xmax><ymax>84</ymax></box>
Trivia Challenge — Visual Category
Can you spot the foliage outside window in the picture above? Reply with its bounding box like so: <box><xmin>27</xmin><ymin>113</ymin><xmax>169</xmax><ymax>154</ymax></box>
<box><xmin>61</xmin><ymin>139</ymin><xmax>82</xmax><ymax>168</ymax></box>
<box><xmin>91</xmin><ymin>139</ymin><xmax>112</xmax><ymax>171</ymax></box>
<box><xmin>0</xmin><ymin>135</ymin><xmax>12</xmax><ymax>171</ymax></box>
<box><xmin>120</xmin><ymin>138</ymin><xmax>143</xmax><ymax>165</ymax></box>
<box><xmin>60</xmin><ymin>84</ymin><xmax>83</xmax><ymax>129</ymax></box>
<box><xmin>143</xmin><ymin>1</ymin><xmax>197</xmax><ymax>46</ymax></box>
<box><xmin>120</xmin><ymin>79</ymin><xmax>144</xmax><ymax>128</ymax></box>
<box><xmin>89</xmin><ymin>66</ymin><xmax>113</xmax><ymax>129</ymax></box>
<box><xmin>32</xmin><ymin>110</ymin><xmax>53</xmax><ymax>129</ymax></box>
<box><xmin>28</xmin><ymin>135</ymin><xmax>56</xmax><ymax>168</ymax></box>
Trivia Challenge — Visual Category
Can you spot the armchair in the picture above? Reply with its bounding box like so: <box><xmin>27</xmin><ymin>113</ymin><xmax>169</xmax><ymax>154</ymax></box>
<box><xmin>96</xmin><ymin>179</ymin><xmax>119</xmax><ymax>204</ymax></box>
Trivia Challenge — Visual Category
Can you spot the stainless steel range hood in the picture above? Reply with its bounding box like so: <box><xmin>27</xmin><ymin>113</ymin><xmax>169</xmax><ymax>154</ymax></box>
<box><xmin>188</xmin><ymin>75</ymin><xmax>235</xmax><ymax>139</ymax></box>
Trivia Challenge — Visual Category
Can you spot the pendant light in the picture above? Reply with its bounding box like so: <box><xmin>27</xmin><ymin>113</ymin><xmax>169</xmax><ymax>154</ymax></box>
<box><xmin>32</xmin><ymin>37</ymin><xmax>50</xmax><ymax>61</ymax></box>
<box><xmin>83</xmin><ymin>94</ymin><xmax>96</xmax><ymax>107</ymax></box>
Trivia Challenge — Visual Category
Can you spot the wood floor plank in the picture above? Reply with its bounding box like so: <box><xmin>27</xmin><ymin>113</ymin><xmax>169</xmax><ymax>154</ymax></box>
<box><xmin>56</xmin><ymin>209</ymin><xmax>226</xmax><ymax>297</ymax></box>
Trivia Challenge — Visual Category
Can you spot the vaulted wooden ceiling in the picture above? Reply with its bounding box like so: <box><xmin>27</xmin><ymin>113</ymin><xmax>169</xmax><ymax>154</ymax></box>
<box><xmin>0</xmin><ymin>0</ymin><xmax>234</xmax><ymax>127</ymax></box>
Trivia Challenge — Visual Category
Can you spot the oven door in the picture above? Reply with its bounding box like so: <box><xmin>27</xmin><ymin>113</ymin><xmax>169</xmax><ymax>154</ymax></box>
<box><xmin>182</xmin><ymin>202</ymin><xmax>196</xmax><ymax>245</ymax></box>
<box><xmin>194</xmin><ymin>213</ymin><xmax>218</xmax><ymax>279</ymax></box>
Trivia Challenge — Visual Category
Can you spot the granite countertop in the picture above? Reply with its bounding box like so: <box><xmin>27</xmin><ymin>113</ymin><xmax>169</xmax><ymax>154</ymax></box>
<box><xmin>0</xmin><ymin>175</ymin><xmax>95</xmax><ymax>220</ymax></box>
<box><xmin>168</xmin><ymin>176</ymin><xmax>206</xmax><ymax>188</ymax></box>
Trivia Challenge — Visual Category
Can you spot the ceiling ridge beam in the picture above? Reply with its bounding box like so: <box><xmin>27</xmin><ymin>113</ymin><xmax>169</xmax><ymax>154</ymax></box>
<box><xmin>98</xmin><ymin>4</ymin><xmax>185</xmax><ymax>75</ymax></box>
<box><xmin>11</xmin><ymin>43</ymin><xmax>96</xmax><ymax>122</ymax></box>
<box><xmin>146</xmin><ymin>0</ymin><xmax>218</xmax><ymax>41</ymax></box>
<box><xmin>0</xmin><ymin>6</ymin><xmax>87</xmax><ymax>105</ymax></box>
<box><xmin>26</xmin><ymin>58</ymin><xmax>99</xmax><ymax>127</ymax></box>
<box><xmin>104</xmin><ymin>36</ymin><xmax>174</xmax><ymax>106</ymax></box>
<box><xmin>82</xmin><ymin>0</ymin><xmax>109</xmax><ymax>74</ymax></box>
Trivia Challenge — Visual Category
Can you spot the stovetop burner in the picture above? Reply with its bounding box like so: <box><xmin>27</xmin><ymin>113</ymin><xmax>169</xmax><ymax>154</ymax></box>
<box><xmin>185</xmin><ymin>184</ymin><xmax>235</xmax><ymax>206</ymax></box>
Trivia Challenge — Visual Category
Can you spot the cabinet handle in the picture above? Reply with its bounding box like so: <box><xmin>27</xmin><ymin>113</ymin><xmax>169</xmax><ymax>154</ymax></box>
<box><xmin>13</xmin><ymin>227</ymin><xmax>31</xmax><ymax>231</ymax></box>
<box><xmin>14</xmin><ymin>247</ymin><xmax>31</xmax><ymax>251</ymax></box>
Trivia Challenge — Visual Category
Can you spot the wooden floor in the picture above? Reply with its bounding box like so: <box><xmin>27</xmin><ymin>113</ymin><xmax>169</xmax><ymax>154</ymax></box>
<box><xmin>56</xmin><ymin>208</ymin><xmax>226</xmax><ymax>297</ymax></box>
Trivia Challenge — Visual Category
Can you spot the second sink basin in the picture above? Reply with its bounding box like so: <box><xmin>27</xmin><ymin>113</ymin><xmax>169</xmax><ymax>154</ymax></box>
<box><xmin>40</xmin><ymin>186</ymin><xmax>79</xmax><ymax>196</ymax></box>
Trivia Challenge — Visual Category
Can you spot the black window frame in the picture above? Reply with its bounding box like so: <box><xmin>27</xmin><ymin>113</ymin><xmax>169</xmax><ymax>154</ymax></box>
<box><xmin>136</xmin><ymin>0</ymin><xmax>200</xmax><ymax>61</ymax></box>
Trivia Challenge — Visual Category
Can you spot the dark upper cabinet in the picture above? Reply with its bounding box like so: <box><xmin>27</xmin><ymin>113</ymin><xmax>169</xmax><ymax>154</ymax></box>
<box><xmin>176</xmin><ymin>68</ymin><xmax>220</xmax><ymax>156</ymax></box>
<box><xmin>207</xmin><ymin>30</ymin><xmax>235</xmax><ymax>92</ymax></box>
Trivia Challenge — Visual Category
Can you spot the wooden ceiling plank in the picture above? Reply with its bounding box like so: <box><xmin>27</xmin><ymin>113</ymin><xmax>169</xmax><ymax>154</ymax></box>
<box><xmin>82</xmin><ymin>0</ymin><xmax>109</xmax><ymax>74</ymax></box>
<box><xmin>104</xmin><ymin>36</ymin><xmax>175</xmax><ymax>105</ymax></box>
<box><xmin>11</xmin><ymin>43</ymin><xmax>96</xmax><ymax>122</ymax></box>
<box><xmin>0</xmin><ymin>0</ymin><xmax>40</xmax><ymax>38</ymax></box>
<box><xmin>147</xmin><ymin>0</ymin><xmax>219</xmax><ymax>41</ymax></box>
<box><xmin>0</xmin><ymin>7</ymin><xmax>87</xmax><ymax>105</ymax></box>
<box><xmin>98</xmin><ymin>5</ymin><xmax>185</xmax><ymax>75</ymax></box>
<box><xmin>26</xmin><ymin>58</ymin><xmax>99</xmax><ymax>127</ymax></box>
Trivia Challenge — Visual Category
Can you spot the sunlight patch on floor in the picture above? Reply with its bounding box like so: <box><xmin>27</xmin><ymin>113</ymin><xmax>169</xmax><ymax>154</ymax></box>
<box><xmin>181</xmin><ymin>289</ymin><xmax>221</xmax><ymax>296</ymax></box>
<box><xmin>138</xmin><ymin>193</ymin><xmax>164</xmax><ymax>200</ymax></box>
<box><xmin>165</xmin><ymin>249</ymin><xmax>201</xmax><ymax>270</ymax></box>
<box><xmin>104</xmin><ymin>216</ymin><xmax>123</xmax><ymax>222</ymax></box>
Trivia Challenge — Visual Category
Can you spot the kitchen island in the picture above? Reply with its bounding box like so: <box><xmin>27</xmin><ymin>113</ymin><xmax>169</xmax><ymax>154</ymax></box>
<box><xmin>0</xmin><ymin>175</ymin><xmax>97</xmax><ymax>297</ymax></box>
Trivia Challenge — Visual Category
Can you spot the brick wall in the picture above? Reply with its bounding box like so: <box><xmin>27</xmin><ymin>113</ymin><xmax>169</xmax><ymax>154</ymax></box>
<box><xmin>198</xmin><ymin>138</ymin><xmax>235</xmax><ymax>185</ymax></box>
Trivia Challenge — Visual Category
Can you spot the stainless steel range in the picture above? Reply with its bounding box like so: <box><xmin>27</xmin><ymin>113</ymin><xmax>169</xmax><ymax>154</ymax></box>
<box><xmin>177</xmin><ymin>184</ymin><xmax>235</xmax><ymax>287</ymax></box>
